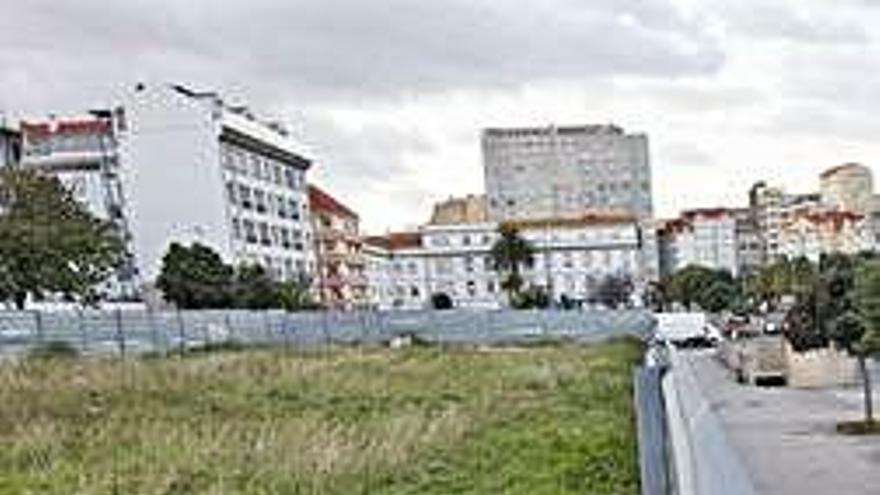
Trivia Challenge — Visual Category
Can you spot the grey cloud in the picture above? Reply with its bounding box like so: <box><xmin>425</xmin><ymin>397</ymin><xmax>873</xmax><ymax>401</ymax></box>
<box><xmin>659</xmin><ymin>143</ymin><xmax>715</xmax><ymax>168</ymax></box>
<box><xmin>0</xmin><ymin>0</ymin><xmax>723</xmax><ymax>111</ymax></box>
<box><xmin>301</xmin><ymin>114</ymin><xmax>440</xmax><ymax>230</ymax></box>
<box><xmin>719</xmin><ymin>2</ymin><xmax>868</xmax><ymax>44</ymax></box>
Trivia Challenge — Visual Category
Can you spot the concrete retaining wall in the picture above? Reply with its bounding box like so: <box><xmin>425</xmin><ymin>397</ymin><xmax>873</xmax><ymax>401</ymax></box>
<box><xmin>784</xmin><ymin>341</ymin><xmax>860</xmax><ymax>389</ymax></box>
<box><xmin>663</xmin><ymin>349</ymin><xmax>758</xmax><ymax>495</ymax></box>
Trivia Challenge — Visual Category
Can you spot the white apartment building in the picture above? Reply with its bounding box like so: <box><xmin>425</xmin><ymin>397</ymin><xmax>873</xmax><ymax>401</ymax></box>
<box><xmin>18</xmin><ymin>84</ymin><xmax>315</xmax><ymax>299</ymax></box>
<box><xmin>364</xmin><ymin>214</ymin><xmax>646</xmax><ymax>310</ymax></box>
<box><xmin>749</xmin><ymin>182</ymin><xmax>822</xmax><ymax>262</ymax></box>
<box><xmin>658</xmin><ymin>208</ymin><xmax>739</xmax><ymax>277</ymax></box>
<box><xmin>118</xmin><ymin>84</ymin><xmax>314</xmax><ymax>285</ymax></box>
<box><xmin>363</xmin><ymin>232</ymin><xmax>428</xmax><ymax>311</ymax></box>
<box><xmin>19</xmin><ymin>116</ymin><xmax>138</xmax><ymax>297</ymax></box>
<box><xmin>483</xmin><ymin>124</ymin><xmax>652</xmax><ymax>221</ymax></box>
<box><xmin>778</xmin><ymin>210</ymin><xmax>872</xmax><ymax>262</ymax></box>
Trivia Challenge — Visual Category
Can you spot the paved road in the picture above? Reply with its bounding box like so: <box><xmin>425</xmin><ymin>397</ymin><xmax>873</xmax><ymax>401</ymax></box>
<box><xmin>687</xmin><ymin>351</ymin><xmax>880</xmax><ymax>495</ymax></box>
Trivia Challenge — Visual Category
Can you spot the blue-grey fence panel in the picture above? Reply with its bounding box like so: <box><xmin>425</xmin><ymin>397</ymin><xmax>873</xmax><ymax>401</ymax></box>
<box><xmin>0</xmin><ymin>308</ymin><xmax>656</xmax><ymax>357</ymax></box>
<box><xmin>635</xmin><ymin>365</ymin><xmax>669</xmax><ymax>495</ymax></box>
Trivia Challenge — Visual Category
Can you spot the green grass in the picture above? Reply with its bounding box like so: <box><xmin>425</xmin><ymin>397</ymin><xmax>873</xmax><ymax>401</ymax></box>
<box><xmin>0</xmin><ymin>339</ymin><xmax>642</xmax><ymax>494</ymax></box>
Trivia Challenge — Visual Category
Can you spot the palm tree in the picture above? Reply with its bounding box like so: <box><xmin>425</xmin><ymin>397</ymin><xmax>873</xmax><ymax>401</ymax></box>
<box><xmin>490</xmin><ymin>225</ymin><xmax>535</xmax><ymax>305</ymax></box>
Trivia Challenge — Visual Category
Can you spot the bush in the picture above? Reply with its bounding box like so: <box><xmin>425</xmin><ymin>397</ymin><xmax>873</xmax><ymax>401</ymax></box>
<box><xmin>28</xmin><ymin>340</ymin><xmax>79</xmax><ymax>360</ymax></box>
<box><xmin>431</xmin><ymin>292</ymin><xmax>453</xmax><ymax>310</ymax></box>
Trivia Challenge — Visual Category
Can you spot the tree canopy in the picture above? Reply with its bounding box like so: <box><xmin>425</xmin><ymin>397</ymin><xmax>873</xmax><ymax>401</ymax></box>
<box><xmin>155</xmin><ymin>242</ymin><xmax>315</xmax><ymax>311</ymax></box>
<box><xmin>0</xmin><ymin>169</ymin><xmax>124</xmax><ymax>308</ymax></box>
<box><xmin>490</xmin><ymin>225</ymin><xmax>535</xmax><ymax>304</ymax></box>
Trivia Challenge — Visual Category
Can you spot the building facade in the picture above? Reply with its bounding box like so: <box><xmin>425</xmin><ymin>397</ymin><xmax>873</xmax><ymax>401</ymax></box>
<box><xmin>819</xmin><ymin>163</ymin><xmax>873</xmax><ymax>214</ymax></box>
<box><xmin>749</xmin><ymin>181</ymin><xmax>822</xmax><ymax>262</ymax></box>
<box><xmin>778</xmin><ymin>210</ymin><xmax>872</xmax><ymax>262</ymax></box>
<box><xmin>309</xmin><ymin>185</ymin><xmax>366</xmax><ymax>309</ymax></box>
<box><xmin>118</xmin><ymin>84</ymin><xmax>315</xmax><ymax>286</ymax></box>
<box><xmin>483</xmin><ymin>124</ymin><xmax>652</xmax><ymax>221</ymax></box>
<box><xmin>658</xmin><ymin>208</ymin><xmax>739</xmax><ymax>277</ymax></box>
<box><xmin>364</xmin><ymin>214</ymin><xmax>646</xmax><ymax>310</ymax></box>
<box><xmin>17</xmin><ymin>84</ymin><xmax>315</xmax><ymax>302</ymax></box>
<box><xmin>19</xmin><ymin>115</ymin><xmax>138</xmax><ymax>298</ymax></box>
<box><xmin>429</xmin><ymin>194</ymin><xmax>487</xmax><ymax>225</ymax></box>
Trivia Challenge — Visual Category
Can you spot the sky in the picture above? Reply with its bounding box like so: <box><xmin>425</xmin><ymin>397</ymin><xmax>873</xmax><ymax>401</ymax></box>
<box><xmin>1</xmin><ymin>0</ymin><xmax>878</xmax><ymax>233</ymax></box>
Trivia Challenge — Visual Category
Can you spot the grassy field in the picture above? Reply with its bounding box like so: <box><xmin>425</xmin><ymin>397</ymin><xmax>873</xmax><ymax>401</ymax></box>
<box><xmin>0</xmin><ymin>340</ymin><xmax>642</xmax><ymax>494</ymax></box>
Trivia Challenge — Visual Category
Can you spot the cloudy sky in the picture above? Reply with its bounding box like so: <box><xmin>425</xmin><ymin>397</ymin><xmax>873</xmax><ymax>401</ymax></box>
<box><xmin>1</xmin><ymin>0</ymin><xmax>878</xmax><ymax>232</ymax></box>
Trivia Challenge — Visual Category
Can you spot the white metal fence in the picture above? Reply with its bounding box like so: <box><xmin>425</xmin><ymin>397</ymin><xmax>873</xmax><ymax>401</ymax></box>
<box><xmin>0</xmin><ymin>308</ymin><xmax>656</xmax><ymax>357</ymax></box>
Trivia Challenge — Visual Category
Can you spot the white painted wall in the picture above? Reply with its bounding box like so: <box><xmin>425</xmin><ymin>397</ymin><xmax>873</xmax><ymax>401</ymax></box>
<box><xmin>118</xmin><ymin>85</ymin><xmax>231</xmax><ymax>282</ymax></box>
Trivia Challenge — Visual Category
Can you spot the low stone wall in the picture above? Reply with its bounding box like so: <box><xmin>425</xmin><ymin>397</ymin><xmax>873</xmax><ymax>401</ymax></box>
<box><xmin>784</xmin><ymin>341</ymin><xmax>860</xmax><ymax>389</ymax></box>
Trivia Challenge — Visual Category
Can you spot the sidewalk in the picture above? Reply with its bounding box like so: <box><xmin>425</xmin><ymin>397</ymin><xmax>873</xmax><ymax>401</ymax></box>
<box><xmin>686</xmin><ymin>351</ymin><xmax>880</xmax><ymax>495</ymax></box>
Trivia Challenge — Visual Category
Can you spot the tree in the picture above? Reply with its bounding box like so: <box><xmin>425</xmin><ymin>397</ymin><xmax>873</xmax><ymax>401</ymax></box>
<box><xmin>490</xmin><ymin>225</ymin><xmax>534</xmax><ymax>304</ymax></box>
<box><xmin>430</xmin><ymin>292</ymin><xmax>453</xmax><ymax>310</ymax></box>
<box><xmin>847</xmin><ymin>261</ymin><xmax>880</xmax><ymax>425</ymax></box>
<box><xmin>232</xmin><ymin>264</ymin><xmax>279</xmax><ymax>310</ymax></box>
<box><xmin>595</xmin><ymin>275</ymin><xmax>634</xmax><ymax>309</ymax></box>
<box><xmin>513</xmin><ymin>284</ymin><xmax>550</xmax><ymax>310</ymax></box>
<box><xmin>0</xmin><ymin>169</ymin><xmax>124</xmax><ymax>308</ymax></box>
<box><xmin>277</xmin><ymin>280</ymin><xmax>318</xmax><ymax>312</ymax></box>
<box><xmin>667</xmin><ymin>265</ymin><xmax>736</xmax><ymax>312</ymax></box>
<box><xmin>155</xmin><ymin>243</ymin><xmax>233</xmax><ymax>309</ymax></box>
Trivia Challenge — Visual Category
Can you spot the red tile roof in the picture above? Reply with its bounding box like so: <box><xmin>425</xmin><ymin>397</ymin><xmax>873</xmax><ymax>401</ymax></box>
<box><xmin>363</xmin><ymin>232</ymin><xmax>422</xmax><ymax>250</ymax></box>
<box><xmin>308</xmin><ymin>184</ymin><xmax>358</xmax><ymax>220</ymax></box>
<box><xmin>21</xmin><ymin>120</ymin><xmax>110</xmax><ymax>139</ymax></box>
<box><xmin>502</xmin><ymin>212</ymin><xmax>637</xmax><ymax>231</ymax></box>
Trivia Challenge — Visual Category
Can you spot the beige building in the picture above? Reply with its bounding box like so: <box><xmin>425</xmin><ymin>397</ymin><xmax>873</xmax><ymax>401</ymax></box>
<box><xmin>819</xmin><ymin>163</ymin><xmax>874</xmax><ymax>214</ymax></box>
<box><xmin>482</xmin><ymin>124</ymin><xmax>652</xmax><ymax>222</ymax></box>
<box><xmin>309</xmin><ymin>185</ymin><xmax>367</xmax><ymax>309</ymax></box>
<box><xmin>429</xmin><ymin>194</ymin><xmax>487</xmax><ymax>225</ymax></box>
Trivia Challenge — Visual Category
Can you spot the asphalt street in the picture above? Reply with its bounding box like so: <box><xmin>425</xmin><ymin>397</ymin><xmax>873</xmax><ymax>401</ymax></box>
<box><xmin>688</xmin><ymin>351</ymin><xmax>880</xmax><ymax>495</ymax></box>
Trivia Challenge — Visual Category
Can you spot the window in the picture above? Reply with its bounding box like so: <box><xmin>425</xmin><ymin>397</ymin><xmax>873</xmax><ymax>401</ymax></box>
<box><xmin>239</xmin><ymin>185</ymin><xmax>253</xmax><ymax>210</ymax></box>
<box><xmin>226</xmin><ymin>182</ymin><xmax>237</xmax><ymax>205</ymax></box>
<box><xmin>284</xmin><ymin>168</ymin><xmax>295</xmax><ymax>189</ymax></box>
<box><xmin>463</xmin><ymin>235</ymin><xmax>471</xmax><ymax>246</ymax></box>
<box><xmin>276</xmin><ymin>195</ymin><xmax>287</xmax><ymax>218</ymax></box>
<box><xmin>273</xmin><ymin>164</ymin><xmax>283</xmax><ymax>185</ymax></box>
<box><xmin>258</xmin><ymin>222</ymin><xmax>271</xmax><ymax>246</ymax></box>
<box><xmin>271</xmin><ymin>226</ymin><xmax>283</xmax><ymax>246</ymax></box>
<box><xmin>250</xmin><ymin>155</ymin><xmax>261</xmax><ymax>179</ymax></box>
<box><xmin>255</xmin><ymin>190</ymin><xmax>267</xmax><ymax>213</ymax></box>
<box><xmin>281</xmin><ymin>228</ymin><xmax>291</xmax><ymax>249</ymax></box>
<box><xmin>487</xmin><ymin>281</ymin><xmax>496</xmax><ymax>293</ymax></box>
<box><xmin>243</xmin><ymin>220</ymin><xmax>257</xmax><ymax>243</ymax></box>
<box><xmin>232</xmin><ymin>217</ymin><xmax>242</xmax><ymax>239</ymax></box>
<box><xmin>288</xmin><ymin>199</ymin><xmax>300</xmax><ymax>220</ymax></box>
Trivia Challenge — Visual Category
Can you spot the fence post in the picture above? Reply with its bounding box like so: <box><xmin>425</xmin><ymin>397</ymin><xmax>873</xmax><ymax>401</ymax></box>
<box><xmin>33</xmin><ymin>310</ymin><xmax>45</xmax><ymax>346</ymax></box>
<box><xmin>147</xmin><ymin>306</ymin><xmax>160</xmax><ymax>354</ymax></box>
<box><xmin>322</xmin><ymin>310</ymin><xmax>330</xmax><ymax>347</ymax></box>
<box><xmin>114</xmin><ymin>308</ymin><xmax>126</xmax><ymax>359</ymax></box>
<box><xmin>224</xmin><ymin>313</ymin><xmax>234</xmax><ymax>344</ymax></box>
<box><xmin>176</xmin><ymin>309</ymin><xmax>186</xmax><ymax>356</ymax></box>
<box><xmin>262</xmin><ymin>311</ymin><xmax>272</xmax><ymax>345</ymax></box>
<box><xmin>78</xmin><ymin>308</ymin><xmax>88</xmax><ymax>354</ymax></box>
<box><xmin>281</xmin><ymin>311</ymin><xmax>290</xmax><ymax>352</ymax></box>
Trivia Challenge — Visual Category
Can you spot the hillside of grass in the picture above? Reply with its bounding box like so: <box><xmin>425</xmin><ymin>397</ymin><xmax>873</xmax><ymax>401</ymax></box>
<box><xmin>0</xmin><ymin>340</ymin><xmax>642</xmax><ymax>494</ymax></box>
